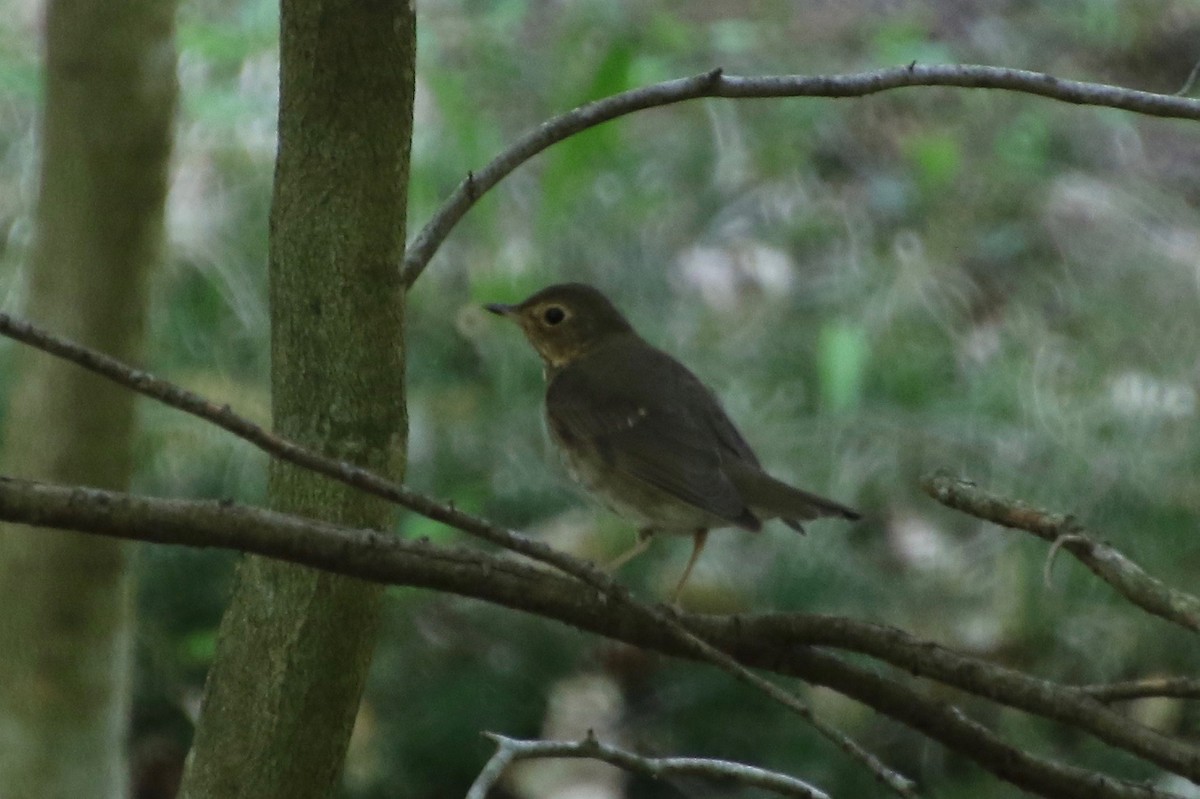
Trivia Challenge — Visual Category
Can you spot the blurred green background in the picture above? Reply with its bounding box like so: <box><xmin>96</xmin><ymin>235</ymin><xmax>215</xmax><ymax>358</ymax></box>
<box><xmin>3</xmin><ymin>1</ymin><xmax>1200</xmax><ymax>796</ymax></box>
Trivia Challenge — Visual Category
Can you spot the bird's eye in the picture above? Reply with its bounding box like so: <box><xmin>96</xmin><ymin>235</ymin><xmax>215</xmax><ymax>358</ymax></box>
<box><xmin>542</xmin><ymin>306</ymin><xmax>566</xmax><ymax>325</ymax></box>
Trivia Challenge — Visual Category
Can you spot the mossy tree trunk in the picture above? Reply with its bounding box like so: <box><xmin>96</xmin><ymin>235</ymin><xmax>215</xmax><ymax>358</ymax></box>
<box><xmin>0</xmin><ymin>1</ymin><xmax>177</xmax><ymax>797</ymax></box>
<box><xmin>177</xmin><ymin>1</ymin><xmax>415</xmax><ymax>797</ymax></box>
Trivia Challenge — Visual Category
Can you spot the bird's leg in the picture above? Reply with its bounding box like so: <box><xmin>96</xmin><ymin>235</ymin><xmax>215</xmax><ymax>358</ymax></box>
<box><xmin>669</xmin><ymin>529</ymin><xmax>709</xmax><ymax>603</ymax></box>
<box><xmin>606</xmin><ymin>527</ymin><xmax>656</xmax><ymax>572</ymax></box>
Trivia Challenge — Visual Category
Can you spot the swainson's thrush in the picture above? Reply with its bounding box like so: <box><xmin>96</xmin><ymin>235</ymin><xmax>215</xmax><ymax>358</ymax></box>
<box><xmin>487</xmin><ymin>283</ymin><xmax>860</xmax><ymax>601</ymax></box>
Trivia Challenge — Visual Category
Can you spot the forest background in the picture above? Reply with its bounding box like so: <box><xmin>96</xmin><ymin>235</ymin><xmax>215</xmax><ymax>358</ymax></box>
<box><xmin>0</xmin><ymin>1</ymin><xmax>1198</xmax><ymax>797</ymax></box>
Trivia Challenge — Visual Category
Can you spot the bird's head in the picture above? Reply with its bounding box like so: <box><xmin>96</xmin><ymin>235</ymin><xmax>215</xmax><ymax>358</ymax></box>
<box><xmin>486</xmin><ymin>282</ymin><xmax>634</xmax><ymax>369</ymax></box>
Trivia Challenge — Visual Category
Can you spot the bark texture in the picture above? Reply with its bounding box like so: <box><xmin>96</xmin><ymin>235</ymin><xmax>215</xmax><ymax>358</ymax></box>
<box><xmin>0</xmin><ymin>1</ymin><xmax>176</xmax><ymax>797</ymax></box>
<box><xmin>177</xmin><ymin>1</ymin><xmax>415</xmax><ymax>796</ymax></box>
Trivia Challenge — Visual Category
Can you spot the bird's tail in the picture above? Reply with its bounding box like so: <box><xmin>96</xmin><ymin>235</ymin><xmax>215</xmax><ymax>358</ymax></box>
<box><xmin>728</xmin><ymin>463</ymin><xmax>860</xmax><ymax>534</ymax></box>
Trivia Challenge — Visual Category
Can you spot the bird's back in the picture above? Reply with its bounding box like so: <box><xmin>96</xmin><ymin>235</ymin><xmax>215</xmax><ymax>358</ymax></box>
<box><xmin>548</xmin><ymin>333</ymin><xmax>860</xmax><ymax>530</ymax></box>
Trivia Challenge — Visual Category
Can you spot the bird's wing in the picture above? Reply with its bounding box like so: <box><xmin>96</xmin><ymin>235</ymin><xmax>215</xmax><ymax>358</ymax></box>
<box><xmin>698</xmin><ymin>381</ymin><xmax>761</xmax><ymax>468</ymax></box>
<box><xmin>546</xmin><ymin>341</ymin><xmax>758</xmax><ymax>529</ymax></box>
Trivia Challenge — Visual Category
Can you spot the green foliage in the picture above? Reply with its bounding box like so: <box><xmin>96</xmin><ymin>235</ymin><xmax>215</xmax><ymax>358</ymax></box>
<box><xmin>905</xmin><ymin>130</ymin><xmax>963</xmax><ymax>194</ymax></box>
<box><xmin>869</xmin><ymin>15</ymin><xmax>955</xmax><ymax>66</ymax></box>
<box><xmin>361</xmin><ymin>599</ymin><xmax>579</xmax><ymax>796</ymax></box>
<box><xmin>994</xmin><ymin>110</ymin><xmax>1057</xmax><ymax>175</ymax></box>
<box><xmin>817</xmin><ymin>320</ymin><xmax>869</xmax><ymax>412</ymax></box>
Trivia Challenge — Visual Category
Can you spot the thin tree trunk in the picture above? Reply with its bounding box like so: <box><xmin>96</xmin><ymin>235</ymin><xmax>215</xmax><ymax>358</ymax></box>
<box><xmin>177</xmin><ymin>1</ymin><xmax>415</xmax><ymax>796</ymax></box>
<box><xmin>0</xmin><ymin>1</ymin><xmax>176</xmax><ymax>797</ymax></box>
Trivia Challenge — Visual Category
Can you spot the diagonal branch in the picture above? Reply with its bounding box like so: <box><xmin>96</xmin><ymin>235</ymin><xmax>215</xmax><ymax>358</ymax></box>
<box><xmin>921</xmin><ymin>472</ymin><xmax>1200</xmax><ymax>633</ymax></box>
<box><xmin>1081</xmin><ymin>677</ymin><xmax>1200</xmax><ymax>704</ymax></box>
<box><xmin>3</xmin><ymin>470</ymin><xmax>1194</xmax><ymax>773</ymax></box>
<box><xmin>0</xmin><ymin>474</ymin><xmax>1188</xmax><ymax>799</ymax></box>
<box><xmin>703</xmin><ymin>614</ymin><xmax>1200</xmax><ymax>781</ymax></box>
<box><xmin>0</xmin><ymin>312</ymin><xmax>912</xmax><ymax>797</ymax></box>
<box><xmin>399</xmin><ymin>64</ymin><xmax>1200</xmax><ymax>287</ymax></box>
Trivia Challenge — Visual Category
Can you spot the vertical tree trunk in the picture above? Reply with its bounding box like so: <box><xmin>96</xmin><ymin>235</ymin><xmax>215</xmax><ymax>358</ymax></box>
<box><xmin>177</xmin><ymin>1</ymin><xmax>415</xmax><ymax>797</ymax></box>
<box><xmin>0</xmin><ymin>1</ymin><xmax>176</xmax><ymax>797</ymax></box>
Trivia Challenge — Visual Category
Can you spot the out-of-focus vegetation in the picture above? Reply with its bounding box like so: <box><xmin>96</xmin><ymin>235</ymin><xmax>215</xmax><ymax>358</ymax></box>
<box><xmin>2</xmin><ymin>1</ymin><xmax>1199</xmax><ymax>796</ymax></box>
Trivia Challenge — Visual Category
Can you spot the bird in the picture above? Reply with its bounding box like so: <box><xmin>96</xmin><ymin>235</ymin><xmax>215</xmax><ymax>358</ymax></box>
<box><xmin>486</xmin><ymin>282</ymin><xmax>860</xmax><ymax>602</ymax></box>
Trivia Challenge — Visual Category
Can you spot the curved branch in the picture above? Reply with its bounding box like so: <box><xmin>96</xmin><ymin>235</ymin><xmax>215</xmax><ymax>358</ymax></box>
<box><xmin>399</xmin><ymin>64</ymin><xmax>1200</xmax><ymax>287</ymax></box>
<box><xmin>467</xmin><ymin>732</ymin><xmax>831</xmax><ymax>799</ymax></box>
<box><xmin>0</xmin><ymin>475</ymin><xmax>1186</xmax><ymax>799</ymax></box>
<box><xmin>921</xmin><ymin>473</ymin><xmax>1200</xmax><ymax>633</ymax></box>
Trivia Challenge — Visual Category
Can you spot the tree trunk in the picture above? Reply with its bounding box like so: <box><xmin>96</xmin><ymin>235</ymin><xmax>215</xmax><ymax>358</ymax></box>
<box><xmin>0</xmin><ymin>1</ymin><xmax>176</xmax><ymax>797</ymax></box>
<box><xmin>177</xmin><ymin>1</ymin><xmax>415</xmax><ymax>797</ymax></box>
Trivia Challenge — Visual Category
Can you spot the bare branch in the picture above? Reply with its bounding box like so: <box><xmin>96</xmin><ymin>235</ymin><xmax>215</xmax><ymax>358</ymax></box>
<box><xmin>0</xmin><ymin>475</ymin><xmax>1187</xmax><ymax>799</ymax></box>
<box><xmin>464</xmin><ymin>734</ymin><xmax>516</xmax><ymax>799</ymax></box>
<box><xmin>1174</xmin><ymin>58</ymin><xmax>1200</xmax><ymax>96</ymax></box>
<box><xmin>0</xmin><ymin>314</ymin><xmax>1194</xmax><ymax>796</ymax></box>
<box><xmin>921</xmin><ymin>472</ymin><xmax>1200</xmax><ymax>633</ymax></box>
<box><xmin>399</xmin><ymin>64</ymin><xmax>1200</xmax><ymax>287</ymax></box>
<box><xmin>0</xmin><ymin>312</ymin><xmax>913</xmax><ymax>797</ymax></box>
<box><xmin>467</xmin><ymin>731</ymin><xmax>832</xmax><ymax>799</ymax></box>
<box><xmin>0</xmin><ymin>316</ymin><xmax>584</xmax><ymax>579</ymax></box>
<box><xmin>1081</xmin><ymin>677</ymin><xmax>1200</xmax><ymax>704</ymax></box>
<box><xmin>789</xmin><ymin>648</ymin><xmax>1182</xmax><ymax>799</ymax></box>
<box><xmin>709</xmin><ymin>614</ymin><xmax>1200</xmax><ymax>781</ymax></box>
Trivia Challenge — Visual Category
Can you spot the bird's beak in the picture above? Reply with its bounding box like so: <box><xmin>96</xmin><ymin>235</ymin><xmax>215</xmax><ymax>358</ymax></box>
<box><xmin>485</xmin><ymin>302</ymin><xmax>516</xmax><ymax>317</ymax></box>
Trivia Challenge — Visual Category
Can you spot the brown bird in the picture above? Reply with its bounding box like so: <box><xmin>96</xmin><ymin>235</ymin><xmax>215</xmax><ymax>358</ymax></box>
<box><xmin>487</xmin><ymin>283</ymin><xmax>860</xmax><ymax>601</ymax></box>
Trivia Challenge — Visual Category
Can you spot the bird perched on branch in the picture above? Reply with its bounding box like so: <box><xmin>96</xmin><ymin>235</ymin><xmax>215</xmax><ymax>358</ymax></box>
<box><xmin>487</xmin><ymin>283</ymin><xmax>860</xmax><ymax>602</ymax></box>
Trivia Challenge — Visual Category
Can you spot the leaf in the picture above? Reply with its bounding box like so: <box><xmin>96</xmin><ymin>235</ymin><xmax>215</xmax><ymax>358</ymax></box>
<box><xmin>818</xmin><ymin>321</ymin><xmax>869</xmax><ymax>413</ymax></box>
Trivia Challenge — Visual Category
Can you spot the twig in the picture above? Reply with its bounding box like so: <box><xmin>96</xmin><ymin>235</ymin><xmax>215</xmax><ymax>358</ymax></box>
<box><xmin>0</xmin><ymin>475</ymin><xmax>1182</xmax><ymax>798</ymax></box>
<box><xmin>920</xmin><ymin>472</ymin><xmax>1200</xmax><ymax>634</ymax></box>
<box><xmin>466</xmin><ymin>731</ymin><xmax>831</xmax><ymax>799</ymax></box>
<box><xmin>464</xmin><ymin>733</ymin><xmax>517</xmax><ymax>799</ymax></box>
<box><xmin>787</xmin><ymin>647</ymin><xmax>1181</xmax><ymax>799</ymax></box>
<box><xmin>1044</xmin><ymin>533</ymin><xmax>1090</xmax><ymax>587</ymax></box>
<box><xmin>400</xmin><ymin>64</ymin><xmax>1200</xmax><ymax>287</ymax></box>
<box><xmin>715</xmin><ymin>613</ymin><xmax>1200</xmax><ymax>781</ymax></box>
<box><xmin>1080</xmin><ymin>677</ymin><xmax>1200</xmax><ymax>704</ymax></box>
<box><xmin>1174</xmin><ymin>57</ymin><xmax>1200</xmax><ymax>96</ymax></box>
<box><xmin>0</xmin><ymin>312</ymin><xmax>914</xmax><ymax>797</ymax></box>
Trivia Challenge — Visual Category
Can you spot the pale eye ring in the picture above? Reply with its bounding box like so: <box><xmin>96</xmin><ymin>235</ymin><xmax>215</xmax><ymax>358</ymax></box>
<box><xmin>543</xmin><ymin>306</ymin><xmax>566</xmax><ymax>325</ymax></box>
